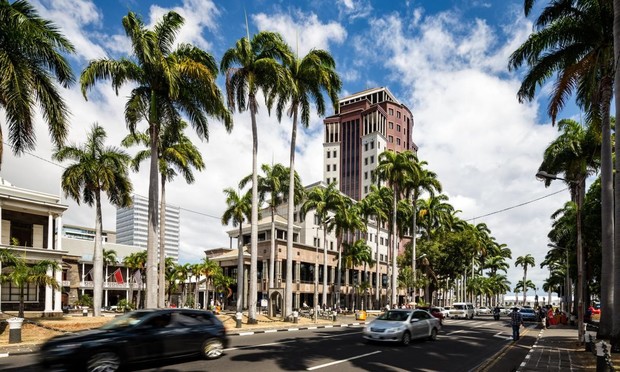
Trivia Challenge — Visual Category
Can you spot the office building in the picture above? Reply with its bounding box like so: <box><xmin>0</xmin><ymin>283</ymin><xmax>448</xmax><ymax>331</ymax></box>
<box><xmin>116</xmin><ymin>194</ymin><xmax>180</xmax><ymax>262</ymax></box>
<box><xmin>323</xmin><ymin>87</ymin><xmax>417</xmax><ymax>201</ymax></box>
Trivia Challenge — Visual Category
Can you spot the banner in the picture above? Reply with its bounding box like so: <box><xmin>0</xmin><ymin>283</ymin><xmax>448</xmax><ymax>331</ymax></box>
<box><xmin>113</xmin><ymin>268</ymin><xmax>123</xmax><ymax>284</ymax></box>
<box><xmin>133</xmin><ymin>269</ymin><xmax>142</xmax><ymax>285</ymax></box>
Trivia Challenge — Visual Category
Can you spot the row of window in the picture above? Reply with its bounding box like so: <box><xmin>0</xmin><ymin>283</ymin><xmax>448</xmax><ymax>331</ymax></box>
<box><xmin>326</xmin><ymin>150</ymin><xmax>338</xmax><ymax>158</ymax></box>
<box><xmin>364</xmin><ymin>141</ymin><xmax>375</xmax><ymax>152</ymax></box>
<box><xmin>387</xmin><ymin>108</ymin><xmax>402</xmax><ymax>119</ymax></box>
<box><xmin>364</xmin><ymin>155</ymin><xmax>375</xmax><ymax>166</ymax></box>
<box><xmin>326</xmin><ymin>164</ymin><xmax>337</xmax><ymax>172</ymax></box>
<box><xmin>388</xmin><ymin>122</ymin><xmax>402</xmax><ymax>132</ymax></box>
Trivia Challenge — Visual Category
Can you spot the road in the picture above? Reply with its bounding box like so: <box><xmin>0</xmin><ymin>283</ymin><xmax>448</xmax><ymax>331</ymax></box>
<box><xmin>0</xmin><ymin>316</ymin><xmax>533</xmax><ymax>371</ymax></box>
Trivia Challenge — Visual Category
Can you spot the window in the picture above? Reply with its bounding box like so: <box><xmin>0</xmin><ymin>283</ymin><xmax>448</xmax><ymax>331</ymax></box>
<box><xmin>333</xmin><ymin>150</ymin><xmax>337</xmax><ymax>157</ymax></box>
<box><xmin>364</xmin><ymin>143</ymin><xmax>368</xmax><ymax>151</ymax></box>
<box><xmin>388</xmin><ymin>136</ymin><xmax>393</xmax><ymax>143</ymax></box>
<box><xmin>327</xmin><ymin>151</ymin><xmax>331</xmax><ymax>158</ymax></box>
<box><xmin>333</xmin><ymin>164</ymin><xmax>337</xmax><ymax>171</ymax></box>
<box><xmin>397</xmin><ymin>112</ymin><xmax>401</xmax><ymax>118</ymax></box>
<box><xmin>314</xmin><ymin>215</ymin><xmax>320</xmax><ymax>225</ymax></box>
<box><xmin>1</xmin><ymin>281</ymin><xmax>38</xmax><ymax>302</ymax></box>
<box><xmin>397</xmin><ymin>124</ymin><xmax>401</xmax><ymax>132</ymax></box>
<box><xmin>364</xmin><ymin>157</ymin><xmax>368</xmax><ymax>166</ymax></box>
<box><xmin>364</xmin><ymin>171</ymin><xmax>368</xmax><ymax>180</ymax></box>
<box><xmin>327</xmin><ymin>164</ymin><xmax>330</xmax><ymax>172</ymax></box>
<box><xmin>364</xmin><ymin>185</ymin><xmax>368</xmax><ymax>194</ymax></box>
<box><xmin>389</xmin><ymin>122</ymin><xmax>393</xmax><ymax>129</ymax></box>
<box><xmin>370</xmin><ymin>155</ymin><xmax>375</xmax><ymax>163</ymax></box>
<box><xmin>380</xmin><ymin>237</ymin><xmax>384</xmax><ymax>245</ymax></box>
<box><xmin>397</xmin><ymin>138</ymin><xmax>401</xmax><ymax>145</ymax></box>
<box><xmin>389</xmin><ymin>108</ymin><xmax>394</xmax><ymax>115</ymax></box>
<box><xmin>330</xmin><ymin>241</ymin><xmax>334</xmax><ymax>250</ymax></box>
<box><xmin>314</xmin><ymin>237</ymin><xmax>320</xmax><ymax>247</ymax></box>
<box><xmin>370</xmin><ymin>141</ymin><xmax>374</xmax><ymax>149</ymax></box>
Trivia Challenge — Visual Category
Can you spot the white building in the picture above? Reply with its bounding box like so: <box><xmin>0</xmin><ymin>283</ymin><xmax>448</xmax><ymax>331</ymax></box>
<box><xmin>116</xmin><ymin>194</ymin><xmax>180</xmax><ymax>262</ymax></box>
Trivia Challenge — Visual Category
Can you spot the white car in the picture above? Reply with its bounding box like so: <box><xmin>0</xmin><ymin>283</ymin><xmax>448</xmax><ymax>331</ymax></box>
<box><xmin>476</xmin><ymin>306</ymin><xmax>491</xmax><ymax>315</ymax></box>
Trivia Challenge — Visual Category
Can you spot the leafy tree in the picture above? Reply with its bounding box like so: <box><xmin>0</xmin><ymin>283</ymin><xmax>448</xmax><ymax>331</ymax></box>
<box><xmin>0</xmin><ymin>0</ymin><xmax>75</xmax><ymax>167</ymax></box>
<box><xmin>53</xmin><ymin>124</ymin><xmax>132</xmax><ymax>316</ymax></box>
<box><xmin>81</xmin><ymin>10</ymin><xmax>231</xmax><ymax>308</ymax></box>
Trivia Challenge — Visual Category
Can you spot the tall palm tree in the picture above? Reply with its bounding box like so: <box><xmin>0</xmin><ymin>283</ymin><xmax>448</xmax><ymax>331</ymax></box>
<box><xmin>122</xmin><ymin>120</ymin><xmax>205</xmax><ymax>307</ymax></box>
<box><xmin>240</xmin><ymin>164</ymin><xmax>303</xmax><ymax>291</ymax></box>
<box><xmin>53</xmin><ymin>124</ymin><xmax>132</xmax><ymax>317</ymax></box>
<box><xmin>510</xmin><ymin>0</ymin><xmax>614</xmax><ymax>339</ymax></box>
<box><xmin>221</xmin><ymin>187</ymin><xmax>252</xmax><ymax>312</ymax></box>
<box><xmin>329</xmin><ymin>197</ymin><xmax>365</xmax><ymax>308</ymax></box>
<box><xmin>174</xmin><ymin>263</ymin><xmax>192</xmax><ymax>307</ymax></box>
<box><xmin>375</xmin><ymin>150</ymin><xmax>417</xmax><ymax>306</ymax></box>
<box><xmin>81</xmin><ymin>10</ymin><xmax>231</xmax><ymax>308</ymax></box>
<box><xmin>301</xmin><ymin>182</ymin><xmax>344</xmax><ymax>307</ymax></box>
<box><xmin>613</xmin><ymin>0</ymin><xmax>620</xmax><ymax>348</ymax></box>
<box><xmin>103</xmin><ymin>249</ymin><xmax>118</xmax><ymax>286</ymax></box>
<box><xmin>123</xmin><ymin>250</ymin><xmax>147</xmax><ymax>308</ymax></box>
<box><xmin>221</xmin><ymin>30</ymin><xmax>290</xmax><ymax>323</ymax></box>
<box><xmin>364</xmin><ymin>185</ymin><xmax>392</xmax><ymax>307</ymax></box>
<box><xmin>515</xmin><ymin>254</ymin><xmax>536</xmax><ymax>306</ymax></box>
<box><xmin>341</xmin><ymin>239</ymin><xmax>373</xmax><ymax>310</ymax></box>
<box><xmin>269</xmin><ymin>47</ymin><xmax>341</xmax><ymax>320</ymax></box>
<box><xmin>0</xmin><ymin>251</ymin><xmax>61</xmax><ymax>318</ymax></box>
<box><xmin>198</xmin><ymin>258</ymin><xmax>220</xmax><ymax>309</ymax></box>
<box><xmin>402</xmin><ymin>159</ymin><xmax>441</xmax><ymax>304</ymax></box>
<box><xmin>0</xmin><ymin>0</ymin><xmax>75</xmax><ymax>167</ymax></box>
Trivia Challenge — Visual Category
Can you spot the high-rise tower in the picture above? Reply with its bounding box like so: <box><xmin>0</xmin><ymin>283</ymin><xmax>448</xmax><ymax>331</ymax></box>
<box><xmin>323</xmin><ymin>87</ymin><xmax>416</xmax><ymax>200</ymax></box>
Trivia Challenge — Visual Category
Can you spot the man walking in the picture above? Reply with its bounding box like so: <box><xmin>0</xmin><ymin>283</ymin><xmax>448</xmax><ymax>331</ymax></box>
<box><xmin>510</xmin><ymin>307</ymin><xmax>524</xmax><ymax>341</ymax></box>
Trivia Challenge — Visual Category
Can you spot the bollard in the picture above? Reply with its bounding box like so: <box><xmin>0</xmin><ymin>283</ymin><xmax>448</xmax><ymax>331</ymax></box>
<box><xmin>595</xmin><ymin>341</ymin><xmax>608</xmax><ymax>372</ymax></box>
<box><xmin>82</xmin><ymin>306</ymin><xmax>89</xmax><ymax>317</ymax></box>
<box><xmin>293</xmin><ymin>311</ymin><xmax>299</xmax><ymax>324</ymax></box>
<box><xmin>7</xmin><ymin>317</ymin><xmax>24</xmax><ymax>344</ymax></box>
<box><xmin>235</xmin><ymin>312</ymin><xmax>243</xmax><ymax>328</ymax></box>
<box><xmin>332</xmin><ymin>311</ymin><xmax>337</xmax><ymax>322</ymax></box>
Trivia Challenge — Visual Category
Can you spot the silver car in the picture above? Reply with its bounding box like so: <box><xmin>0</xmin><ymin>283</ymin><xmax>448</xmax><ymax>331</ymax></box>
<box><xmin>363</xmin><ymin>309</ymin><xmax>441</xmax><ymax>345</ymax></box>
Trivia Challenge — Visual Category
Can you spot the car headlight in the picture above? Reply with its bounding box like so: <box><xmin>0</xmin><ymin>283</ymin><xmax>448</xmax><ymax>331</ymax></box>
<box><xmin>385</xmin><ymin>325</ymin><xmax>406</xmax><ymax>333</ymax></box>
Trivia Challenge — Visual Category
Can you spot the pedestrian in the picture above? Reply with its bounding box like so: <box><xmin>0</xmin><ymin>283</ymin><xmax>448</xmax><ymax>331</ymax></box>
<box><xmin>538</xmin><ymin>306</ymin><xmax>547</xmax><ymax>329</ymax></box>
<box><xmin>509</xmin><ymin>307</ymin><xmax>524</xmax><ymax>341</ymax></box>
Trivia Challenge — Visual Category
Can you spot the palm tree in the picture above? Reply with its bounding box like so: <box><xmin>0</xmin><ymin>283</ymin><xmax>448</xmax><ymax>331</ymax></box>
<box><xmin>103</xmin><ymin>249</ymin><xmax>118</xmax><ymax>287</ymax></box>
<box><xmin>122</xmin><ymin>120</ymin><xmax>205</xmax><ymax>307</ymax></box>
<box><xmin>221</xmin><ymin>187</ymin><xmax>252</xmax><ymax>312</ymax></box>
<box><xmin>329</xmin><ymin>197</ymin><xmax>365</xmax><ymax>308</ymax></box>
<box><xmin>53</xmin><ymin>124</ymin><xmax>132</xmax><ymax>317</ymax></box>
<box><xmin>268</xmin><ymin>45</ymin><xmax>342</xmax><ymax>320</ymax></box>
<box><xmin>240</xmin><ymin>164</ymin><xmax>303</xmax><ymax>291</ymax></box>
<box><xmin>375</xmin><ymin>150</ymin><xmax>418</xmax><ymax>306</ymax></box>
<box><xmin>341</xmin><ymin>239</ymin><xmax>373</xmax><ymax>310</ymax></box>
<box><xmin>123</xmin><ymin>251</ymin><xmax>147</xmax><ymax>308</ymax></box>
<box><xmin>510</xmin><ymin>0</ymin><xmax>614</xmax><ymax>340</ymax></box>
<box><xmin>515</xmin><ymin>254</ymin><xmax>536</xmax><ymax>306</ymax></box>
<box><xmin>0</xmin><ymin>250</ymin><xmax>61</xmax><ymax>318</ymax></box>
<box><xmin>364</xmin><ymin>185</ymin><xmax>392</xmax><ymax>307</ymax></box>
<box><xmin>221</xmin><ymin>30</ymin><xmax>290</xmax><ymax>323</ymax></box>
<box><xmin>515</xmin><ymin>279</ymin><xmax>536</xmax><ymax>304</ymax></box>
<box><xmin>0</xmin><ymin>0</ymin><xmax>75</xmax><ymax>167</ymax></box>
<box><xmin>81</xmin><ymin>10</ymin><xmax>231</xmax><ymax>308</ymax></box>
<box><xmin>613</xmin><ymin>0</ymin><xmax>620</xmax><ymax>348</ymax></box>
<box><xmin>301</xmin><ymin>182</ymin><xmax>344</xmax><ymax>307</ymax></box>
<box><xmin>402</xmin><ymin>159</ymin><xmax>441</xmax><ymax>304</ymax></box>
<box><xmin>174</xmin><ymin>263</ymin><xmax>192</xmax><ymax>307</ymax></box>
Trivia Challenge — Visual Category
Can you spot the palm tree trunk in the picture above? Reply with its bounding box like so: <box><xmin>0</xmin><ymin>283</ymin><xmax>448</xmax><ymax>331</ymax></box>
<box><xmin>236</xmin><ymin>225</ymin><xmax>244</xmax><ymax>313</ymax></box>
<box><xmin>146</xmin><ymin>92</ymin><xmax>160</xmax><ymax>309</ymax></box>
<box><xmin>411</xmin><ymin>195</ymin><xmax>417</xmax><ymax>305</ymax></box>
<box><xmin>322</xmin><ymin>226</ymin><xmax>328</xmax><ymax>307</ymax></box>
<box><xmin>158</xmin><ymin>176</ymin><xmax>167</xmax><ymax>308</ymax></box>
<box><xmin>269</xmin><ymin>207</ymin><xmax>275</xmax><ymax>289</ymax></box>
<box><xmin>375</xmin><ymin>218</ymin><xmax>381</xmax><ymax>308</ymax></box>
<box><xmin>391</xmin><ymin>188</ymin><xmax>398</xmax><ymax>307</ymax></box>
<box><xmin>336</xmin><ymin>238</ymin><xmax>342</xmax><ymax>308</ymax></box>
<box><xmin>522</xmin><ymin>269</ymin><xmax>527</xmax><ymax>306</ymax></box>
<box><xmin>93</xmin><ymin>191</ymin><xmax>104</xmax><ymax>317</ymax></box>
<box><xmin>249</xmin><ymin>96</ymin><xmax>259</xmax><ymax>323</ymax></box>
<box><xmin>285</xmin><ymin>108</ymin><xmax>299</xmax><ymax>320</ymax></box>
<box><xmin>612</xmin><ymin>0</ymin><xmax>620</xmax><ymax>350</ymax></box>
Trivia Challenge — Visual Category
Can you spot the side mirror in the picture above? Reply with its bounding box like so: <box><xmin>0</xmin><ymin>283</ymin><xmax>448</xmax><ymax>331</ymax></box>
<box><xmin>411</xmin><ymin>318</ymin><xmax>420</xmax><ymax>323</ymax></box>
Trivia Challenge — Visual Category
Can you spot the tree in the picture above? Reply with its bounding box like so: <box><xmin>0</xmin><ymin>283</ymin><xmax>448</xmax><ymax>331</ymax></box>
<box><xmin>221</xmin><ymin>30</ymin><xmax>290</xmax><ymax>323</ymax></box>
<box><xmin>240</xmin><ymin>164</ymin><xmax>303</xmax><ymax>291</ymax></box>
<box><xmin>123</xmin><ymin>251</ymin><xmax>147</xmax><ymax>308</ymax></box>
<box><xmin>0</xmin><ymin>248</ymin><xmax>61</xmax><ymax>318</ymax></box>
<box><xmin>122</xmin><ymin>120</ymin><xmax>205</xmax><ymax>307</ymax></box>
<box><xmin>375</xmin><ymin>150</ymin><xmax>418</xmax><ymax>306</ymax></box>
<box><xmin>613</xmin><ymin>0</ymin><xmax>620</xmax><ymax>350</ymax></box>
<box><xmin>515</xmin><ymin>254</ymin><xmax>536</xmax><ymax>306</ymax></box>
<box><xmin>364</xmin><ymin>185</ymin><xmax>391</xmax><ymax>307</ymax></box>
<box><xmin>341</xmin><ymin>239</ymin><xmax>373</xmax><ymax>310</ymax></box>
<box><xmin>53</xmin><ymin>124</ymin><xmax>132</xmax><ymax>316</ymax></box>
<box><xmin>81</xmin><ymin>10</ymin><xmax>231</xmax><ymax>308</ymax></box>
<box><xmin>0</xmin><ymin>0</ymin><xmax>75</xmax><ymax>167</ymax></box>
<box><xmin>510</xmin><ymin>0</ymin><xmax>615</xmax><ymax>341</ymax></box>
<box><xmin>301</xmin><ymin>182</ymin><xmax>344</xmax><ymax>307</ymax></box>
<box><xmin>269</xmin><ymin>46</ymin><xmax>341</xmax><ymax>320</ymax></box>
<box><xmin>221</xmin><ymin>187</ymin><xmax>252</xmax><ymax>312</ymax></box>
<box><xmin>103</xmin><ymin>249</ymin><xmax>118</xmax><ymax>285</ymax></box>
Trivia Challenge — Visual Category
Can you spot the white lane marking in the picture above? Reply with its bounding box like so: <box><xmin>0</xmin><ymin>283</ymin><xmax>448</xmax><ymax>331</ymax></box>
<box><xmin>0</xmin><ymin>353</ymin><xmax>8</xmax><ymax>358</ymax></box>
<box><xmin>226</xmin><ymin>331</ymin><xmax>361</xmax><ymax>351</ymax></box>
<box><xmin>264</xmin><ymin>330</ymin><xmax>277</xmax><ymax>333</ymax></box>
<box><xmin>493</xmin><ymin>332</ymin><xmax>506</xmax><ymax>339</ymax></box>
<box><xmin>306</xmin><ymin>351</ymin><xmax>382</xmax><ymax>371</ymax></box>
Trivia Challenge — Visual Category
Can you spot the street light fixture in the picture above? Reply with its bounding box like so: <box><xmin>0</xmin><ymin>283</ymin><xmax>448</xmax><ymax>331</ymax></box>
<box><xmin>536</xmin><ymin>170</ymin><xmax>585</xmax><ymax>344</ymax></box>
<box><xmin>547</xmin><ymin>243</ymin><xmax>571</xmax><ymax>314</ymax></box>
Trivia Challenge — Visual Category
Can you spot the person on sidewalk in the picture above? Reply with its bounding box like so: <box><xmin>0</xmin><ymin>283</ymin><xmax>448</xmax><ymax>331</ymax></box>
<box><xmin>510</xmin><ymin>307</ymin><xmax>524</xmax><ymax>341</ymax></box>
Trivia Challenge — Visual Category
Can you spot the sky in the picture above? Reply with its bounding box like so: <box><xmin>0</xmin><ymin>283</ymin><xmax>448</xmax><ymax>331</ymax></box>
<box><xmin>1</xmin><ymin>0</ymin><xmax>583</xmax><ymax>298</ymax></box>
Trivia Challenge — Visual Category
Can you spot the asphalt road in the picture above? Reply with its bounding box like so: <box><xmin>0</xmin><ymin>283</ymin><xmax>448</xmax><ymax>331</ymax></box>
<box><xmin>0</xmin><ymin>316</ymin><xmax>533</xmax><ymax>371</ymax></box>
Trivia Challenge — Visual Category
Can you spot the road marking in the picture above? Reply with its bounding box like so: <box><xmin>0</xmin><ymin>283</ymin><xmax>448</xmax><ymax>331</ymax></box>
<box><xmin>306</xmin><ymin>351</ymin><xmax>382</xmax><ymax>370</ymax></box>
<box><xmin>226</xmin><ymin>331</ymin><xmax>361</xmax><ymax>351</ymax></box>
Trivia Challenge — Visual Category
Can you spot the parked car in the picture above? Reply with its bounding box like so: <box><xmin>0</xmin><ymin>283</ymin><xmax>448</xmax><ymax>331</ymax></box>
<box><xmin>443</xmin><ymin>306</ymin><xmax>451</xmax><ymax>318</ymax></box>
<box><xmin>519</xmin><ymin>308</ymin><xmax>538</xmax><ymax>322</ymax></box>
<box><xmin>476</xmin><ymin>306</ymin><xmax>491</xmax><ymax>315</ymax></box>
<box><xmin>363</xmin><ymin>309</ymin><xmax>441</xmax><ymax>345</ymax></box>
<box><xmin>39</xmin><ymin>309</ymin><xmax>228</xmax><ymax>372</ymax></box>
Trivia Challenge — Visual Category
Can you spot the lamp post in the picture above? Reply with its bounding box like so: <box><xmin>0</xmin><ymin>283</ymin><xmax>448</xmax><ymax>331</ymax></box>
<box><xmin>536</xmin><ymin>170</ymin><xmax>585</xmax><ymax>344</ymax></box>
<box><xmin>548</xmin><ymin>243</ymin><xmax>571</xmax><ymax>314</ymax></box>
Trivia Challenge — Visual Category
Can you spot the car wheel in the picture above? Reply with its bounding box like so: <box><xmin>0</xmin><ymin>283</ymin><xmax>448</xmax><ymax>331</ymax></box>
<box><xmin>401</xmin><ymin>331</ymin><xmax>411</xmax><ymax>346</ymax></box>
<box><xmin>202</xmin><ymin>338</ymin><xmax>224</xmax><ymax>359</ymax></box>
<box><xmin>86</xmin><ymin>351</ymin><xmax>121</xmax><ymax>372</ymax></box>
<box><xmin>428</xmin><ymin>328</ymin><xmax>438</xmax><ymax>341</ymax></box>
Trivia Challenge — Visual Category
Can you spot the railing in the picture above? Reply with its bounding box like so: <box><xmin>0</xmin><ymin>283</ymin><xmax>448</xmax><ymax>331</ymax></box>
<box><xmin>79</xmin><ymin>281</ymin><xmax>142</xmax><ymax>289</ymax></box>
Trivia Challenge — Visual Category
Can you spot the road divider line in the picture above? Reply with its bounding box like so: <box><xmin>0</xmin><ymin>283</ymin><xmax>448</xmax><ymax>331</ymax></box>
<box><xmin>306</xmin><ymin>351</ymin><xmax>382</xmax><ymax>370</ymax></box>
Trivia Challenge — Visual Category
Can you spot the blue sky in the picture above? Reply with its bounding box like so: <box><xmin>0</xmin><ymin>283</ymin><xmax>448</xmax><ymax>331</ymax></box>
<box><xmin>1</xmin><ymin>0</ymin><xmax>581</xmax><ymax>298</ymax></box>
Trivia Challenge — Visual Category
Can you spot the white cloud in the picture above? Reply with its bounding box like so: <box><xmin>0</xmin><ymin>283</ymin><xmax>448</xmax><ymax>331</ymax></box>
<box><xmin>252</xmin><ymin>11</ymin><xmax>347</xmax><ymax>56</ymax></box>
<box><xmin>337</xmin><ymin>0</ymin><xmax>373</xmax><ymax>21</ymax></box>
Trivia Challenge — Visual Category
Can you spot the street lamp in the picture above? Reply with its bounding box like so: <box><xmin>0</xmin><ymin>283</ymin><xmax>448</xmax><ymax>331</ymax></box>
<box><xmin>548</xmin><ymin>243</ymin><xmax>571</xmax><ymax>314</ymax></box>
<box><xmin>536</xmin><ymin>170</ymin><xmax>585</xmax><ymax>344</ymax></box>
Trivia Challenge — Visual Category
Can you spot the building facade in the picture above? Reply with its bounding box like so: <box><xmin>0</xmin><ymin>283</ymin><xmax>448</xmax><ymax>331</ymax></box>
<box><xmin>323</xmin><ymin>87</ymin><xmax>417</xmax><ymax>201</ymax></box>
<box><xmin>116</xmin><ymin>194</ymin><xmax>180</xmax><ymax>262</ymax></box>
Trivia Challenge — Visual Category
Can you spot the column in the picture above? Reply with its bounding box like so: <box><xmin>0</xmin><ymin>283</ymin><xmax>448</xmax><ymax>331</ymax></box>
<box><xmin>276</xmin><ymin>260</ymin><xmax>282</xmax><ymax>288</ymax></box>
<box><xmin>262</xmin><ymin>259</ymin><xmax>269</xmax><ymax>291</ymax></box>
<box><xmin>47</xmin><ymin>213</ymin><xmax>53</xmax><ymax>249</ymax></box>
<box><xmin>243</xmin><ymin>266</ymin><xmax>249</xmax><ymax>309</ymax></box>
<box><xmin>55</xmin><ymin>215</ymin><xmax>63</xmax><ymax>250</ymax></box>
<box><xmin>44</xmin><ymin>268</ymin><xmax>53</xmax><ymax>313</ymax></box>
<box><xmin>54</xmin><ymin>269</ymin><xmax>62</xmax><ymax>312</ymax></box>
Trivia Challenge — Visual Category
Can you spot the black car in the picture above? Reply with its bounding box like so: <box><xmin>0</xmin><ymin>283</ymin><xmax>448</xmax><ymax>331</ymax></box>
<box><xmin>39</xmin><ymin>308</ymin><xmax>228</xmax><ymax>371</ymax></box>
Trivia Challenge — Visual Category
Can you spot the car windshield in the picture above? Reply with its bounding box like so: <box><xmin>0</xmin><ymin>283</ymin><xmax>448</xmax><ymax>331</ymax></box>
<box><xmin>100</xmin><ymin>311</ymin><xmax>152</xmax><ymax>330</ymax></box>
<box><xmin>378</xmin><ymin>311</ymin><xmax>410</xmax><ymax>321</ymax></box>
<box><xmin>520</xmin><ymin>309</ymin><xmax>534</xmax><ymax>313</ymax></box>
<box><xmin>454</xmin><ymin>305</ymin><xmax>465</xmax><ymax>310</ymax></box>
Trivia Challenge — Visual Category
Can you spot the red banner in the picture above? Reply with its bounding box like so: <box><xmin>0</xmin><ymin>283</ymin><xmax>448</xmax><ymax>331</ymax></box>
<box><xmin>114</xmin><ymin>269</ymin><xmax>123</xmax><ymax>284</ymax></box>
